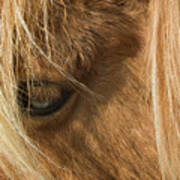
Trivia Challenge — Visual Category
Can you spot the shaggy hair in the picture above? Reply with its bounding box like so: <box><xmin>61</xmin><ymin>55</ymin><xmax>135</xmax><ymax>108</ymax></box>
<box><xmin>0</xmin><ymin>0</ymin><xmax>178</xmax><ymax>179</ymax></box>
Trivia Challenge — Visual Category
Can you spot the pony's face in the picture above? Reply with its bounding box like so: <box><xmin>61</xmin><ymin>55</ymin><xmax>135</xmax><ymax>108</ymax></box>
<box><xmin>2</xmin><ymin>0</ymin><xmax>160</xmax><ymax>179</ymax></box>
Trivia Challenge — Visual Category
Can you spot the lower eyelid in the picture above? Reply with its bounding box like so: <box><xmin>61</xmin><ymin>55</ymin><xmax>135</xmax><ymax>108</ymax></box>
<box><xmin>23</xmin><ymin>93</ymin><xmax>79</xmax><ymax>128</ymax></box>
<box><xmin>17</xmin><ymin>82</ymin><xmax>80</xmax><ymax>129</ymax></box>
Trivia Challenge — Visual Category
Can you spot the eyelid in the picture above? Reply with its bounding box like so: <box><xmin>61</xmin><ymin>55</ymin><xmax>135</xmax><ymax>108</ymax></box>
<box><xmin>31</xmin><ymin>88</ymin><xmax>74</xmax><ymax>117</ymax></box>
<box><xmin>18</xmin><ymin>80</ymin><xmax>75</xmax><ymax>118</ymax></box>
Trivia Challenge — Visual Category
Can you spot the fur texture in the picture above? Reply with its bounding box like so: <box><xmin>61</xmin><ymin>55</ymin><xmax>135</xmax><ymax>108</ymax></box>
<box><xmin>0</xmin><ymin>0</ymin><xmax>166</xmax><ymax>179</ymax></box>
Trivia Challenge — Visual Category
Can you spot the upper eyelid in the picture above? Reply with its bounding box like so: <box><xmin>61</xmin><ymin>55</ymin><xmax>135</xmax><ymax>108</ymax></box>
<box><xmin>19</xmin><ymin>80</ymin><xmax>64</xmax><ymax>88</ymax></box>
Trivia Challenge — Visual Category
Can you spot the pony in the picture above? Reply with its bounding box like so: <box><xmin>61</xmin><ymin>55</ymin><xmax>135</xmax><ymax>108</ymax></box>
<box><xmin>0</xmin><ymin>0</ymin><xmax>179</xmax><ymax>179</ymax></box>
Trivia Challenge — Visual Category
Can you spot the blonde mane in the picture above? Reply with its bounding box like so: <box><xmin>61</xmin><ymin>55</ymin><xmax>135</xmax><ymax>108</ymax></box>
<box><xmin>147</xmin><ymin>1</ymin><xmax>180</xmax><ymax>179</ymax></box>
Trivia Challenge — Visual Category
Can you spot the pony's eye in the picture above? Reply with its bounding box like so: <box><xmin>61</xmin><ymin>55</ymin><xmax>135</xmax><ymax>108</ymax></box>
<box><xmin>18</xmin><ymin>81</ymin><xmax>74</xmax><ymax>117</ymax></box>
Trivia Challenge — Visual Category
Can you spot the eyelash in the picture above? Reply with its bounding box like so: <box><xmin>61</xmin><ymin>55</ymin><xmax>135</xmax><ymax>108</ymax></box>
<box><xmin>17</xmin><ymin>81</ymin><xmax>74</xmax><ymax>117</ymax></box>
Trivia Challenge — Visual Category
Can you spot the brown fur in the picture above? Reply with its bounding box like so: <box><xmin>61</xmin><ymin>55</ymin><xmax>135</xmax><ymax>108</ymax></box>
<box><xmin>1</xmin><ymin>0</ymin><xmax>161</xmax><ymax>179</ymax></box>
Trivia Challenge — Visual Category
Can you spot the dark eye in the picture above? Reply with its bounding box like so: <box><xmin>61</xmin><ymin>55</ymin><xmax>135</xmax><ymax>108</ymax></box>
<box><xmin>17</xmin><ymin>81</ymin><xmax>74</xmax><ymax>117</ymax></box>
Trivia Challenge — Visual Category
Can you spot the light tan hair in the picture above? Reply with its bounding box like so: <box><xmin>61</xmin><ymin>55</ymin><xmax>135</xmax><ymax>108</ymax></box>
<box><xmin>0</xmin><ymin>0</ymin><xmax>179</xmax><ymax>179</ymax></box>
<box><xmin>146</xmin><ymin>0</ymin><xmax>180</xmax><ymax>179</ymax></box>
